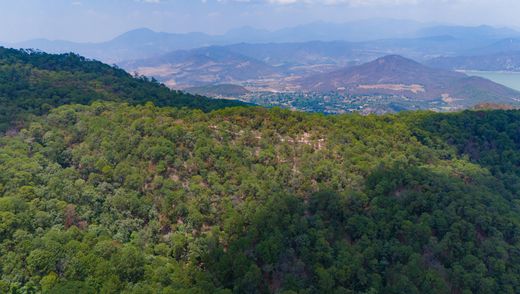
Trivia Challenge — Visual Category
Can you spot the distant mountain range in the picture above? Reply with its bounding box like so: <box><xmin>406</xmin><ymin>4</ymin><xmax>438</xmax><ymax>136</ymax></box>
<box><xmin>110</xmin><ymin>22</ymin><xmax>520</xmax><ymax>91</ymax></box>
<box><xmin>5</xmin><ymin>20</ymin><xmax>520</xmax><ymax>64</ymax></box>
<box><xmin>299</xmin><ymin>55</ymin><xmax>520</xmax><ymax>106</ymax></box>
<box><xmin>124</xmin><ymin>48</ymin><xmax>520</xmax><ymax>109</ymax></box>
<box><xmin>121</xmin><ymin>45</ymin><xmax>520</xmax><ymax>109</ymax></box>
<box><xmin>11</xmin><ymin>28</ymin><xmax>218</xmax><ymax>63</ymax></box>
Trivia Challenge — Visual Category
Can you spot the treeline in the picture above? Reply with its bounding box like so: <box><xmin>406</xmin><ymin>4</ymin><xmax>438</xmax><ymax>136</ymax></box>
<box><xmin>0</xmin><ymin>102</ymin><xmax>519</xmax><ymax>293</ymax></box>
<box><xmin>0</xmin><ymin>47</ymin><xmax>245</xmax><ymax>132</ymax></box>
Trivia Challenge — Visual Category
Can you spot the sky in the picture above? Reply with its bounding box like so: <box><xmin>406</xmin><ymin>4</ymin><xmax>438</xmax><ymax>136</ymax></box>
<box><xmin>1</xmin><ymin>0</ymin><xmax>520</xmax><ymax>43</ymax></box>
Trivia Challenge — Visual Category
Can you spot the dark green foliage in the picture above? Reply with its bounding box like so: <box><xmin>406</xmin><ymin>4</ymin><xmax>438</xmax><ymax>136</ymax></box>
<box><xmin>0</xmin><ymin>47</ymin><xmax>245</xmax><ymax>132</ymax></box>
<box><xmin>1</xmin><ymin>102</ymin><xmax>520</xmax><ymax>293</ymax></box>
<box><xmin>415</xmin><ymin>110</ymin><xmax>520</xmax><ymax>197</ymax></box>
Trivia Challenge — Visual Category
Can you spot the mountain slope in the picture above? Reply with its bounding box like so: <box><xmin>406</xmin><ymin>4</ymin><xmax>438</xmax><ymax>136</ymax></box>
<box><xmin>0</xmin><ymin>47</ymin><xmax>245</xmax><ymax>131</ymax></box>
<box><xmin>300</xmin><ymin>55</ymin><xmax>520</xmax><ymax>106</ymax></box>
<box><xmin>2</xmin><ymin>103</ymin><xmax>520</xmax><ymax>292</ymax></box>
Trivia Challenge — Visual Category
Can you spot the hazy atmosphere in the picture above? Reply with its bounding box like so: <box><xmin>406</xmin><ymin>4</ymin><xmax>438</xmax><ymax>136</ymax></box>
<box><xmin>1</xmin><ymin>0</ymin><xmax>520</xmax><ymax>42</ymax></box>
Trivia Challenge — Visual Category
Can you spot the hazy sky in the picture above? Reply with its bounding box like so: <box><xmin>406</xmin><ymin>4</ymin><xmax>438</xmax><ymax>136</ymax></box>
<box><xmin>1</xmin><ymin>0</ymin><xmax>519</xmax><ymax>43</ymax></box>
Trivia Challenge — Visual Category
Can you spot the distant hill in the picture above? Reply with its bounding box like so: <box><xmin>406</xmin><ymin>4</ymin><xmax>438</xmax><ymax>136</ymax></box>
<box><xmin>299</xmin><ymin>55</ymin><xmax>520</xmax><ymax>107</ymax></box>
<box><xmin>121</xmin><ymin>46</ymin><xmax>283</xmax><ymax>89</ymax></box>
<box><xmin>0</xmin><ymin>47</ymin><xmax>245</xmax><ymax>131</ymax></box>
<box><xmin>427</xmin><ymin>51</ymin><xmax>520</xmax><ymax>71</ymax></box>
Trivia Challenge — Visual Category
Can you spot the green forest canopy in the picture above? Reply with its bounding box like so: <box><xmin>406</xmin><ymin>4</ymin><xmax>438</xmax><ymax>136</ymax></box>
<box><xmin>1</xmin><ymin>101</ymin><xmax>520</xmax><ymax>293</ymax></box>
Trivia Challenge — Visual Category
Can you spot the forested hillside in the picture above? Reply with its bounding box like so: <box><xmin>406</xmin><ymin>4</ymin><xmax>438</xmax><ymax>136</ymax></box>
<box><xmin>1</xmin><ymin>102</ymin><xmax>520</xmax><ymax>293</ymax></box>
<box><xmin>0</xmin><ymin>47</ymin><xmax>244</xmax><ymax>132</ymax></box>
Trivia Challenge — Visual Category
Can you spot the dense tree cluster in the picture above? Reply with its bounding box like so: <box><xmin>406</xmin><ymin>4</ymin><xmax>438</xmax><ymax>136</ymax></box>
<box><xmin>0</xmin><ymin>47</ymin><xmax>245</xmax><ymax>132</ymax></box>
<box><xmin>1</xmin><ymin>101</ymin><xmax>519</xmax><ymax>293</ymax></box>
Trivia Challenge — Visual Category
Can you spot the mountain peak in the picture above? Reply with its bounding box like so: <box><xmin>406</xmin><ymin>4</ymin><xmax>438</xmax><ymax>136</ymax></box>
<box><xmin>366</xmin><ymin>55</ymin><xmax>426</xmax><ymax>71</ymax></box>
